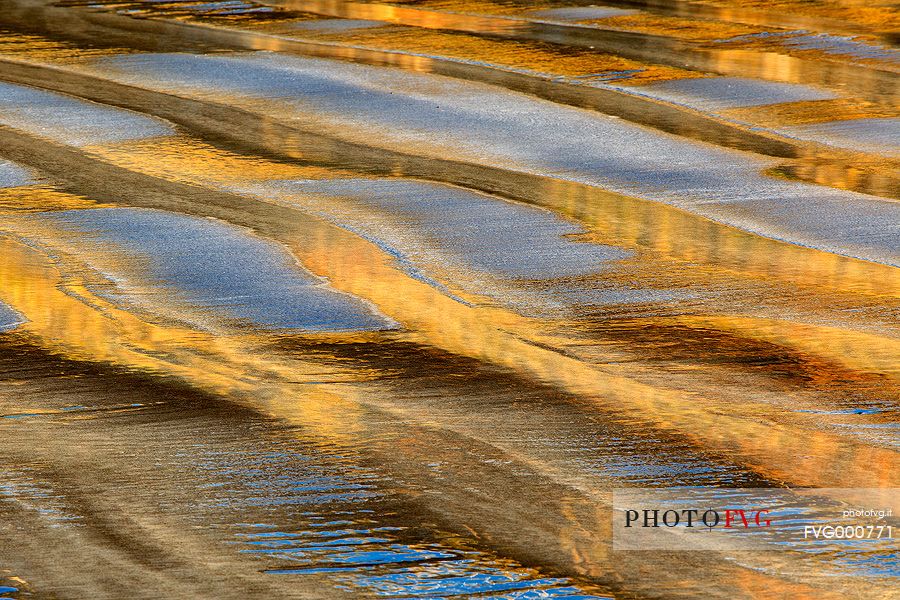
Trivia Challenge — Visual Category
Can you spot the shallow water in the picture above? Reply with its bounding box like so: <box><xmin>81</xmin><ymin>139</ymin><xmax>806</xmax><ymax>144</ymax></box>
<box><xmin>255</xmin><ymin>179</ymin><xmax>630</xmax><ymax>280</ymax></box>
<box><xmin>0</xmin><ymin>81</ymin><xmax>174</xmax><ymax>146</ymax></box>
<box><xmin>624</xmin><ymin>76</ymin><xmax>837</xmax><ymax>110</ymax></box>
<box><xmin>0</xmin><ymin>302</ymin><xmax>25</xmax><ymax>331</ymax></box>
<box><xmin>95</xmin><ymin>51</ymin><xmax>900</xmax><ymax>266</ymax></box>
<box><xmin>785</xmin><ymin>117</ymin><xmax>900</xmax><ymax>157</ymax></box>
<box><xmin>781</xmin><ymin>33</ymin><xmax>900</xmax><ymax>63</ymax></box>
<box><xmin>30</xmin><ymin>208</ymin><xmax>395</xmax><ymax>331</ymax></box>
<box><xmin>0</xmin><ymin>1</ymin><xmax>897</xmax><ymax>598</ymax></box>
<box><xmin>187</xmin><ymin>429</ymin><xmax>613</xmax><ymax>599</ymax></box>
<box><xmin>234</xmin><ymin>178</ymin><xmax>656</xmax><ymax>313</ymax></box>
<box><xmin>0</xmin><ymin>333</ymin><xmax>630</xmax><ymax>598</ymax></box>
<box><xmin>117</xmin><ymin>0</ymin><xmax>275</xmax><ymax>17</ymax></box>
<box><xmin>0</xmin><ymin>159</ymin><xmax>30</xmax><ymax>188</ymax></box>
<box><xmin>527</xmin><ymin>7</ymin><xmax>638</xmax><ymax>21</ymax></box>
<box><xmin>231</xmin><ymin>0</ymin><xmax>898</xmax><ymax>104</ymax></box>
<box><xmin>290</xmin><ymin>18</ymin><xmax>385</xmax><ymax>32</ymax></box>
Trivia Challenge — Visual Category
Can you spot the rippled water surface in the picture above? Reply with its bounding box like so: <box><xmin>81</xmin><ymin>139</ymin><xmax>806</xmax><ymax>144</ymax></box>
<box><xmin>785</xmin><ymin>117</ymin><xmax>900</xmax><ymax>157</ymax></box>
<box><xmin>235</xmin><ymin>178</ymin><xmax>657</xmax><ymax>313</ymax></box>
<box><xmin>0</xmin><ymin>160</ymin><xmax>30</xmax><ymax>188</ymax></box>
<box><xmin>95</xmin><ymin>52</ymin><xmax>900</xmax><ymax>265</ymax></box>
<box><xmin>31</xmin><ymin>207</ymin><xmax>396</xmax><ymax>331</ymax></box>
<box><xmin>0</xmin><ymin>0</ymin><xmax>897</xmax><ymax>598</ymax></box>
<box><xmin>626</xmin><ymin>76</ymin><xmax>837</xmax><ymax>109</ymax></box>
<box><xmin>0</xmin><ymin>81</ymin><xmax>174</xmax><ymax>146</ymax></box>
<box><xmin>0</xmin><ymin>302</ymin><xmax>24</xmax><ymax>331</ymax></box>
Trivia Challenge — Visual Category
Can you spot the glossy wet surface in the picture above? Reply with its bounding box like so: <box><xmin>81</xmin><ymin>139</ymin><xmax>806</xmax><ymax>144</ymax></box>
<box><xmin>0</xmin><ymin>80</ymin><xmax>174</xmax><ymax>146</ymax></box>
<box><xmin>185</xmin><ymin>425</ymin><xmax>612</xmax><ymax>599</ymax></box>
<box><xmin>205</xmin><ymin>0</ymin><xmax>898</xmax><ymax>102</ymax></box>
<box><xmin>625</xmin><ymin>75</ymin><xmax>837</xmax><ymax>110</ymax></box>
<box><xmin>94</xmin><ymin>51</ymin><xmax>900</xmax><ymax>265</ymax></box>
<box><xmin>27</xmin><ymin>207</ymin><xmax>396</xmax><ymax>331</ymax></box>
<box><xmin>236</xmin><ymin>178</ymin><xmax>642</xmax><ymax>313</ymax></box>
<box><xmin>291</xmin><ymin>18</ymin><xmax>384</xmax><ymax>31</ymax></box>
<box><xmin>528</xmin><ymin>7</ymin><xmax>638</xmax><ymax>21</ymax></box>
<box><xmin>784</xmin><ymin>117</ymin><xmax>900</xmax><ymax>157</ymax></box>
<box><xmin>0</xmin><ymin>302</ymin><xmax>24</xmax><ymax>331</ymax></box>
<box><xmin>729</xmin><ymin>30</ymin><xmax>899</xmax><ymax>61</ymax></box>
<box><xmin>0</xmin><ymin>0</ymin><xmax>897</xmax><ymax>598</ymax></box>
<box><xmin>0</xmin><ymin>160</ymin><xmax>29</xmax><ymax>188</ymax></box>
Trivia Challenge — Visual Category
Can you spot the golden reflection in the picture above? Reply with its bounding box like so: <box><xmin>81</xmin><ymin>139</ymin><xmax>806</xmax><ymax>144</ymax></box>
<box><xmin>714</xmin><ymin>32</ymin><xmax>900</xmax><ymax>69</ymax></box>
<box><xmin>2</xmin><ymin>173</ymin><xmax>897</xmax><ymax>492</ymax></box>
<box><xmin>765</xmin><ymin>159</ymin><xmax>900</xmax><ymax>199</ymax></box>
<box><xmin>726</xmin><ymin>98</ymin><xmax>899</xmax><ymax>127</ymax></box>
<box><xmin>690</xmin><ymin>0</ymin><xmax>899</xmax><ymax>34</ymax></box>
<box><xmin>395</xmin><ymin>0</ymin><xmax>899</xmax><ymax>38</ymax></box>
<box><xmin>2</xmin><ymin>101</ymin><xmax>898</xmax><ymax>498</ymax></box>
<box><xmin>66</xmin><ymin>63</ymin><xmax>894</xmax><ymax>289</ymax></box>
<box><xmin>237</xmin><ymin>30</ymin><xmax>440</xmax><ymax>72</ymax></box>
<box><xmin>0</xmin><ymin>171</ymin><xmax>898</xmax><ymax>600</ymax></box>
<box><xmin>283</xmin><ymin>198</ymin><xmax>900</xmax><ymax>489</ymax></box>
<box><xmin>0</xmin><ymin>29</ymin><xmax>138</xmax><ymax>64</ymax></box>
<box><xmin>257</xmin><ymin>0</ymin><xmax>897</xmax><ymax>106</ymax></box>
<box><xmin>170</xmin><ymin>7</ymin><xmax>696</xmax><ymax>83</ymax></box>
<box><xmin>85</xmin><ymin>132</ymin><xmax>900</xmax><ymax>307</ymax></box>
<box><xmin>82</xmin><ymin>137</ymin><xmax>353</xmax><ymax>187</ymax></box>
<box><xmin>10</xmin><ymin>12</ymin><xmax>891</xmax><ymax>201</ymax></box>
<box><xmin>0</xmin><ymin>186</ymin><xmax>110</xmax><ymax>213</ymax></box>
<box><xmin>661</xmin><ymin>314</ymin><xmax>900</xmax><ymax>379</ymax></box>
<box><xmin>0</xmin><ymin>229</ymin><xmax>378</xmax><ymax>410</ymax></box>
<box><xmin>581</xmin><ymin>13</ymin><xmax>763</xmax><ymax>42</ymax></box>
<box><xmin>0</xmin><ymin>4</ymin><xmax>897</xmax><ymax>596</ymax></box>
<box><xmin>269</xmin><ymin>0</ymin><xmax>528</xmax><ymax>34</ymax></box>
<box><xmin>285</xmin><ymin>24</ymin><xmax>697</xmax><ymax>82</ymax></box>
<box><xmin>698</xmin><ymin>46</ymin><xmax>897</xmax><ymax>107</ymax></box>
<box><xmin>533</xmin><ymin>177</ymin><xmax>900</xmax><ymax>300</ymax></box>
<box><xmin>73</xmin><ymin>135</ymin><xmax>899</xmax><ymax>461</ymax></box>
<box><xmin>385</xmin><ymin>0</ymin><xmax>558</xmax><ymax>17</ymax></box>
<box><xmin>0</xmin><ymin>235</ymin><xmax>245</xmax><ymax>388</ymax></box>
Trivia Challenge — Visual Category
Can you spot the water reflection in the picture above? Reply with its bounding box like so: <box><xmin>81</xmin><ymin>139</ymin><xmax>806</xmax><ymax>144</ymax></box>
<box><xmin>0</xmin><ymin>180</ymin><xmax>896</xmax><ymax>598</ymax></box>
<box><xmin>7</xmin><ymin>4</ymin><xmax>897</xmax><ymax>200</ymax></box>
<box><xmin>0</xmin><ymin>468</ymin><xmax>81</xmax><ymax>526</ymax></box>
<box><xmin>569</xmin><ymin>0</ymin><xmax>897</xmax><ymax>40</ymax></box>
<box><xmin>719</xmin><ymin>30</ymin><xmax>900</xmax><ymax>63</ymax></box>
<box><xmin>2</xmin><ymin>176</ymin><xmax>895</xmax><ymax>498</ymax></box>
<box><xmin>622</xmin><ymin>75</ymin><xmax>837</xmax><ymax>110</ymax></box>
<box><xmin>0</xmin><ymin>80</ymin><xmax>173</xmax><ymax>146</ymax></box>
<box><xmin>237</xmin><ymin>178</ymin><xmax>648</xmax><ymax>315</ymax></box>
<box><xmin>0</xmin><ymin>3</ymin><xmax>897</xmax><ymax>595</ymax></box>
<box><xmin>81</xmin><ymin>134</ymin><xmax>900</xmax><ymax>349</ymax></box>
<box><xmin>783</xmin><ymin>117</ymin><xmax>900</xmax><ymax>158</ymax></box>
<box><xmin>67</xmin><ymin>52</ymin><xmax>894</xmax><ymax>269</ymax></box>
<box><xmin>528</xmin><ymin>7</ymin><xmax>637</xmax><ymax>22</ymax></box>
<box><xmin>0</xmin><ymin>159</ymin><xmax>31</xmax><ymax>188</ymax></box>
<box><xmin>31</xmin><ymin>207</ymin><xmax>396</xmax><ymax>332</ymax></box>
<box><xmin>0</xmin><ymin>301</ymin><xmax>24</xmax><ymax>332</ymax></box>
<box><xmin>189</xmin><ymin>442</ymin><xmax>611</xmax><ymax>598</ymax></box>
<box><xmin>260</xmin><ymin>0</ymin><xmax>899</xmax><ymax>104</ymax></box>
<box><xmin>3</xmin><ymin>0</ymin><xmax>896</xmax><ymax>200</ymax></box>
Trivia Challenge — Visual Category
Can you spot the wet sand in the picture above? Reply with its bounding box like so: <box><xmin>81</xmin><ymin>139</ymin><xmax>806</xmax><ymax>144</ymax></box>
<box><xmin>0</xmin><ymin>0</ymin><xmax>897</xmax><ymax>598</ymax></box>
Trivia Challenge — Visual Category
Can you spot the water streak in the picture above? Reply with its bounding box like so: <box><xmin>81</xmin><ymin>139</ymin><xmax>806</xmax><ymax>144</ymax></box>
<box><xmin>30</xmin><ymin>207</ymin><xmax>396</xmax><ymax>332</ymax></box>
<box><xmin>0</xmin><ymin>81</ymin><xmax>174</xmax><ymax>146</ymax></box>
